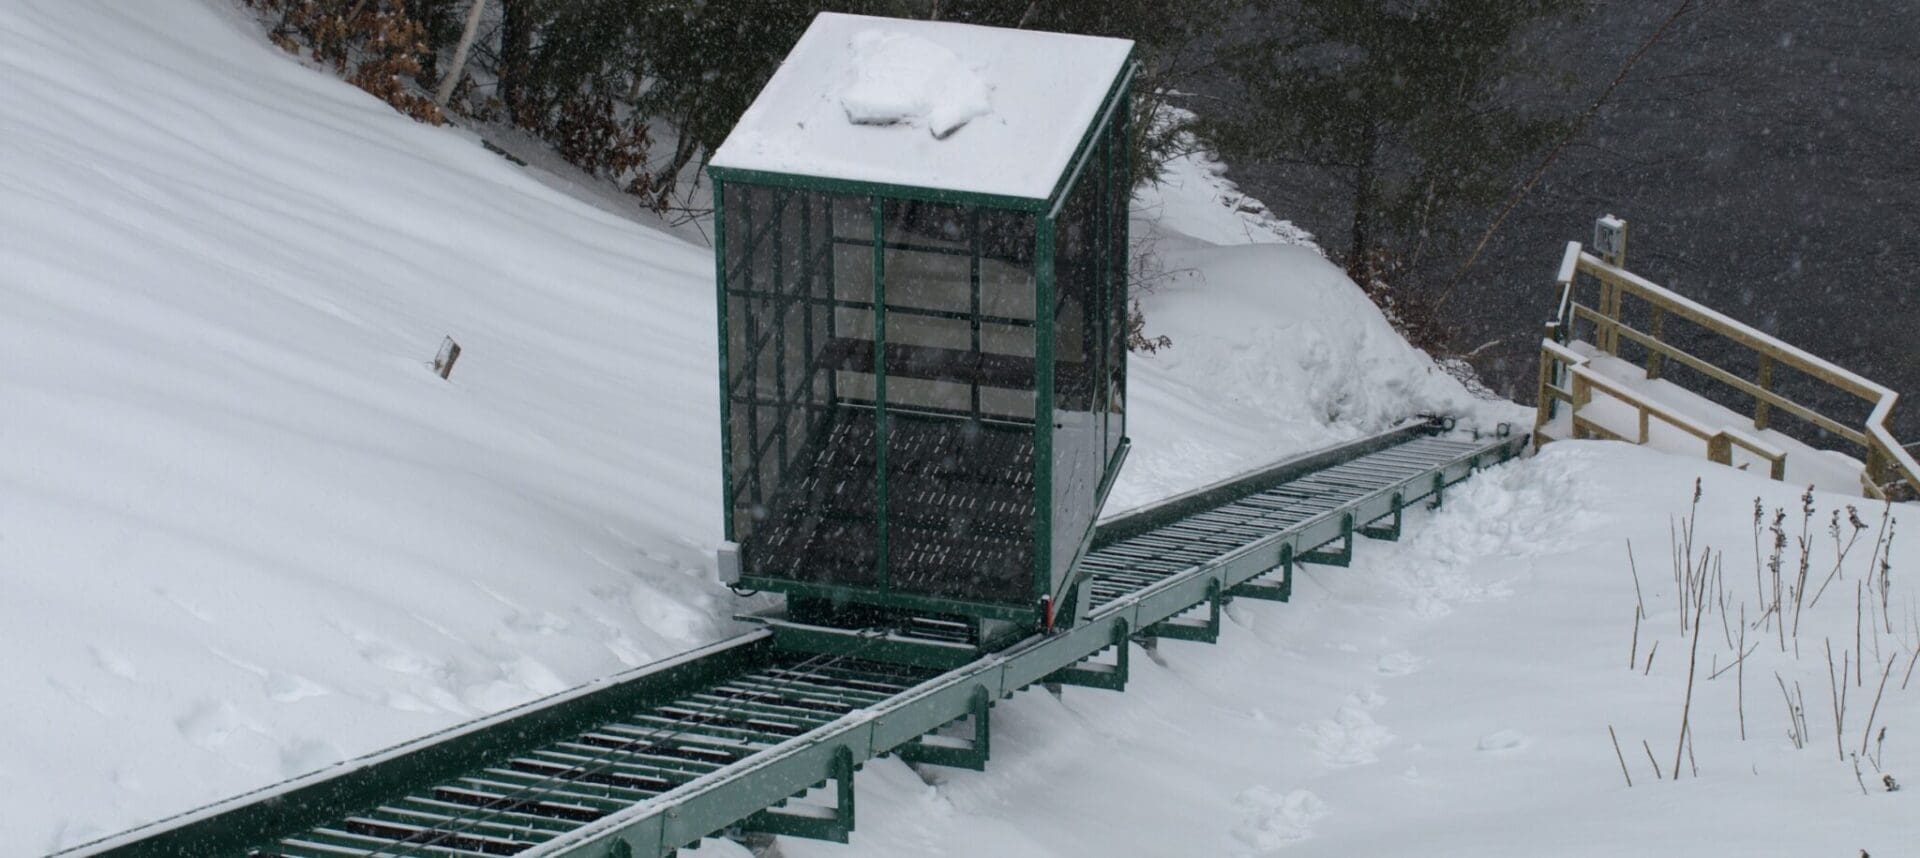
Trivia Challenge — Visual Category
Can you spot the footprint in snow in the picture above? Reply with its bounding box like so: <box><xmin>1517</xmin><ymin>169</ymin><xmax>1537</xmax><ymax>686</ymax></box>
<box><xmin>175</xmin><ymin>699</ymin><xmax>249</xmax><ymax>749</ymax></box>
<box><xmin>90</xmin><ymin>645</ymin><xmax>138</xmax><ymax>681</ymax></box>
<box><xmin>1375</xmin><ymin>650</ymin><xmax>1423</xmax><ymax>676</ymax></box>
<box><xmin>1303</xmin><ymin>704</ymin><xmax>1392</xmax><ymax>767</ymax></box>
<box><xmin>1230</xmin><ymin>786</ymin><xmax>1328</xmax><ymax>855</ymax></box>
<box><xmin>278</xmin><ymin>737</ymin><xmax>344</xmax><ymax>778</ymax></box>
<box><xmin>265</xmin><ymin>671</ymin><xmax>330</xmax><ymax>703</ymax></box>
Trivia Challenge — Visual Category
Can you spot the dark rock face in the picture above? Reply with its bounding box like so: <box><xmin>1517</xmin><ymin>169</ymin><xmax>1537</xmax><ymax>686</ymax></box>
<box><xmin>1199</xmin><ymin>0</ymin><xmax>1920</xmax><ymax>438</ymax></box>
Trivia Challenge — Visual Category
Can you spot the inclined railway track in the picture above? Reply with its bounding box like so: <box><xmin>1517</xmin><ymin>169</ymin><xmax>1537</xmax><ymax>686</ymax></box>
<box><xmin>64</xmin><ymin>420</ymin><xmax>1523</xmax><ymax>858</ymax></box>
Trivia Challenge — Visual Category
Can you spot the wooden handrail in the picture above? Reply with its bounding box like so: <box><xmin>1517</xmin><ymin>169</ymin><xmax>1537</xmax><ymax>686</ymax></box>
<box><xmin>1567</xmin><ymin>303</ymin><xmax>1867</xmax><ymax>445</ymax></box>
<box><xmin>1539</xmin><ymin>241</ymin><xmax>1918</xmax><ymax>498</ymax></box>
<box><xmin>1538</xmin><ymin>342</ymin><xmax>1787</xmax><ymax>480</ymax></box>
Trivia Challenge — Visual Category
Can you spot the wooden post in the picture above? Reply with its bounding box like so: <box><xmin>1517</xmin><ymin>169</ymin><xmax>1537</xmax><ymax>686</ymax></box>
<box><xmin>1536</xmin><ymin>347</ymin><xmax>1555</xmax><ymax>429</ymax></box>
<box><xmin>1637</xmin><ymin>407</ymin><xmax>1650</xmax><ymax>444</ymax></box>
<box><xmin>1569</xmin><ymin>372</ymin><xmax>1592</xmax><ymax>440</ymax></box>
<box><xmin>1865</xmin><ymin>443</ymin><xmax>1888</xmax><ymax>492</ymax></box>
<box><xmin>1708</xmin><ymin>433</ymin><xmax>1733</xmax><ymax>467</ymax></box>
<box><xmin>1754</xmin><ymin>354</ymin><xmax>1775</xmax><ymax>430</ymax></box>
<box><xmin>1646</xmin><ymin>306</ymin><xmax>1667</xmax><ymax>379</ymax></box>
<box><xmin>1600</xmin><ymin>282</ymin><xmax>1618</xmax><ymax>354</ymax></box>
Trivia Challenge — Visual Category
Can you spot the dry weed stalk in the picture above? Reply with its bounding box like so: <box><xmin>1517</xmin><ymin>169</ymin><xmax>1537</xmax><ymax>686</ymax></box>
<box><xmin>1609</xmin><ymin>725</ymin><xmax>1633</xmax><ymax>787</ymax></box>
<box><xmin>1826</xmin><ymin>639</ymin><xmax>1848</xmax><ymax>761</ymax></box>
<box><xmin>1808</xmin><ymin>506</ymin><xmax>1867</xmax><ymax>608</ymax></box>
<box><xmin>1674</xmin><ymin>554</ymin><xmax>1712</xmax><ymax>779</ymax></box>
<box><xmin>1776</xmin><ymin>672</ymin><xmax>1803</xmax><ymax>749</ymax></box>
<box><xmin>1861</xmin><ymin>659</ymin><xmax>1895</xmax><ymax>758</ymax></box>
<box><xmin>1791</xmin><ymin>487</ymin><xmax>1815</xmax><ymax>640</ymax></box>
<box><xmin>1738</xmin><ymin>603</ymin><xmax>1748</xmax><ymax>740</ymax></box>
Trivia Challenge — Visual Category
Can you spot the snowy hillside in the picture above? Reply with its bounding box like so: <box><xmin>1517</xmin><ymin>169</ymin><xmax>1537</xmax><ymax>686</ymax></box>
<box><xmin>1</xmin><ymin>3</ymin><xmax>1500</xmax><ymax>853</ymax></box>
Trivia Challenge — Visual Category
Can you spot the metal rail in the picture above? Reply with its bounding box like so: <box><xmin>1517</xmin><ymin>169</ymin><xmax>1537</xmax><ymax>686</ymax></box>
<box><xmin>61</xmin><ymin>420</ymin><xmax>1525</xmax><ymax>858</ymax></box>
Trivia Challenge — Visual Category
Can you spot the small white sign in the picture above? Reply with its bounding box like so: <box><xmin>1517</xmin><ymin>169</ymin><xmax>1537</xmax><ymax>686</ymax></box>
<box><xmin>1593</xmin><ymin>215</ymin><xmax>1628</xmax><ymax>265</ymax></box>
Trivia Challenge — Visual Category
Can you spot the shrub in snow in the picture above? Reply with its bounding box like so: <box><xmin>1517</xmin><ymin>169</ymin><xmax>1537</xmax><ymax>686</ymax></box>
<box><xmin>244</xmin><ymin>0</ymin><xmax>443</xmax><ymax>125</ymax></box>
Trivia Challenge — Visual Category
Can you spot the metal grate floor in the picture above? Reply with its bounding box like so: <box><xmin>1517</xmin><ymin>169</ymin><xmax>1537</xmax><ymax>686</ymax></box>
<box><xmin>1080</xmin><ymin>436</ymin><xmax>1483</xmax><ymax>610</ymax></box>
<box><xmin>256</xmin><ymin>656</ymin><xmax>935</xmax><ymax>858</ymax></box>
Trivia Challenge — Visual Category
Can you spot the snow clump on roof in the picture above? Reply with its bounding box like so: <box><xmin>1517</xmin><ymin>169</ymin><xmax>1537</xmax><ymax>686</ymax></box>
<box><xmin>838</xmin><ymin>29</ymin><xmax>992</xmax><ymax>139</ymax></box>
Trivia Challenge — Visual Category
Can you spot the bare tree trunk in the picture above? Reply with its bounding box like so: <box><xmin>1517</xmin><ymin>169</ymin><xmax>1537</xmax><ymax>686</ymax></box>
<box><xmin>433</xmin><ymin>0</ymin><xmax>488</xmax><ymax>108</ymax></box>
<box><xmin>499</xmin><ymin>0</ymin><xmax>536</xmax><ymax>126</ymax></box>
<box><xmin>1347</xmin><ymin>124</ymin><xmax>1379</xmax><ymax>286</ymax></box>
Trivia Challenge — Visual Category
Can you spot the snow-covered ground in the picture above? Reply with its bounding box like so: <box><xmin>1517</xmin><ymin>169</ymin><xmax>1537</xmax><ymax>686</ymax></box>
<box><xmin>3</xmin><ymin>2</ymin><xmax>1911</xmax><ymax>856</ymax></box>
<box><xmin>774</xmin><ymin>440</ymin><xmax>1919</xmax><ymax>858</ymax></box>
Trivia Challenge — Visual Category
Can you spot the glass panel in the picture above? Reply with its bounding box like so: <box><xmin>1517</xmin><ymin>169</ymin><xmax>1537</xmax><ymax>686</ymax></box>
<box><xmin>1107</xmin><ymin>94</ymin><xmax>1131</xmax><ymax>464</ymax></box>
<box><xmin>724</xmin><ymin>185</ymin><xmax>878</xmax><ymax>588</ymax></box>
<box><xmin>1049</xmin><ymin>159</ymin><xmax>1106</xmax><ymax>596</ymax></box>
<box><xmin>881</xmin><ymin>201</ymin><xmax>1038</xmax><ymax>604</ymax></box>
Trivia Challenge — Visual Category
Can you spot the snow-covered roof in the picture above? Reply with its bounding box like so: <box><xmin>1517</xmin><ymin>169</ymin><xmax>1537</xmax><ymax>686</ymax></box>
<box><xmin>709</xmin><ymin>13</ymin><xmax>1134</xmax><ymax>203</ymax></box>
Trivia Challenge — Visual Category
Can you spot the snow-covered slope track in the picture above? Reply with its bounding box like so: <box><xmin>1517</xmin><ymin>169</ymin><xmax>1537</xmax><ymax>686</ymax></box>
<box><xmin>65</xmin><ymin>421</ymin><xmax>1523</xmax><ymax>858</ymax></box>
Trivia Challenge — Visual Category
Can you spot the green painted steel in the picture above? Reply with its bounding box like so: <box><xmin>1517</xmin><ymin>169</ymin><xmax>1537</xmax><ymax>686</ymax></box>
<box><xmin>713</xmin><ymin>178</ymin><xmax>733</xmax><ymax>543</ymax></box>
<box><xmin>65</xmin><ymin>422</ymin><xmax>1525</xmax><ymax>858</ymax></box>
<box><xmin>731</xmin><ymin>577</ymin><xmax>1043</xmax><ymax>626</ymax></box>
<box><xmin>1030</xmin><ymin>217</ymin><xmax>1055</xmax><ymax>610</ymax></box>
<box><xmin>894</xmin><ymin>686</ymin><xmax>992</xmax><ymax>771</ymax></box>
<box><xmin>713</xmin><ymin>57</ymin><xmax>1135</xmax><ymax>631</ymax></box>
<box><xmin>871</xmin><ymin>195</ymin><xmax>890</xmax><ymax>594</ymax></box>
<box><xmin>1046</xmin><ymin>619</ymin><xmax>1130</xmax><ymax>691</ymax></box>
<box><xmin>705</xmin><ymin>166</ymin><xmax>1048</xmax><ymax>213</ymax></box>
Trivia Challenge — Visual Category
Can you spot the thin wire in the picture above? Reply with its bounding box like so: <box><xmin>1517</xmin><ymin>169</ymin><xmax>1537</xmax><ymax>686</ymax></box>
<box><xmin>1433</xmin><ymin>0</ymin><xmax>1697</xmax><ymax>313</ymax></box>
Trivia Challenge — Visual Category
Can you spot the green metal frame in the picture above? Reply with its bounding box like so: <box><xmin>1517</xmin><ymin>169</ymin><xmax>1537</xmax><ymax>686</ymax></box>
<box><xmin>713</xmin><ymin>57</ymin><xmax>1140</xmax><ymax>629</ymax></box>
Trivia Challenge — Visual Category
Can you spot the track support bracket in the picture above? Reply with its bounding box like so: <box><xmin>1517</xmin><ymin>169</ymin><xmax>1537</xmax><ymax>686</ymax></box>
<box><xmin>1147</xmin><ymin>579</ymin><xmax>1222</xmax><ymax>643</ymax></box>
<box><xmin>1360</xmin><ymin>494</ymin><xmax>1403</xmax><ymax>541</ymax></box>
<box><xmin>896</xmin><ymin>686</ymin><xmax>991</xmax><ymax>771</ymax></box>
<box><xmin>742</xmin><ymin>745</ymin><xmax>855</xmax><ymax>843</ymax></box>
<box><xmin>1228</xmin><ymin>544</ymin><xmax>1293</xmax><ymax>603</ymax></box>
<box><xmin>1047</xmin><ymin>620</ymin><xmax>1130</xmax><ymax>690</ymax></box>
<box><xmin>1300</xmin><ymin>513</ymin><xmax>1354</xmax><ymax>567</ymax></box>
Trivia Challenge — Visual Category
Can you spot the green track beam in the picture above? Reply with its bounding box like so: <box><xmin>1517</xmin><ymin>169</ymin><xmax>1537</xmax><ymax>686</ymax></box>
<box><xmin>894</xmin><ymin>686</ymin><xmax>991</xmax><ymax>771</ymax></box>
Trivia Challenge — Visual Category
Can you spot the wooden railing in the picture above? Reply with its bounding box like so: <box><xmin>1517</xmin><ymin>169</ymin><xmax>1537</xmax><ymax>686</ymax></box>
<box><xmin>1536</xmin><ymin>239</ymin><xmax>1920</xmax><ymax>500</ymax></box>
<box><xmin>1539</xmin><ymin>339</ymin><xmax>1787</xmax><ymax>479</ymax></box>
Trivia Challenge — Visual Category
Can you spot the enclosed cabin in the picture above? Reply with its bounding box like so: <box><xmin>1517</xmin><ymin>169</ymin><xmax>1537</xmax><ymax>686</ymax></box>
<box><xmin>710</xmin><ymin>13</ymin><xmax>1135</xmax><ymax>652</ymax></box>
